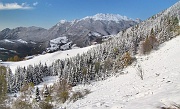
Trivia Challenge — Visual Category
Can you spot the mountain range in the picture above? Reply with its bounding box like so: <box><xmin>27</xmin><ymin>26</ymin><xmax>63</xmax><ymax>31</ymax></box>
<box><xmin>0</xmin><ymin>1</ymin><xmax>180</xmax><ymax>109</ymax></box>
<box><xmin>0</xmin><ymin>13</ymin><xmax>139</xmax><ymax>61</ymax></box>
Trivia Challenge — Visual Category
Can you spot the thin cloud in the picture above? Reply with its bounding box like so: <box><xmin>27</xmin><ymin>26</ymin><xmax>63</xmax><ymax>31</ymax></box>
<box><xmin>33</xmin><ymin>2</ymin><xmax>38</xmax><ymax>6</ymax></box>
<box><xmin>0</xmin><ymin>2</ymin><xmax>33</xmax><ymax>10</ymax></box>
<box><xmin>45</xmin><ymin>2</ymin><xmax>52</xmax><ymax>7</ymax></box>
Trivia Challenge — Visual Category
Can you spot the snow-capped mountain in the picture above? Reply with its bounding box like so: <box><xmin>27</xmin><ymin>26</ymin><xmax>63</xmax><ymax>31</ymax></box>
<box><xmin>0</xmin><ymin>13</ymin><xmax>139</xmax><ymax>61</ymax></box>
<box><xmin>82</xmin><ymin>13</ymin><xmax>133</xmax><ymax>22</ymax></box>
<box><xmin>0</xmin><ymin>1</ymin><xmax>180</xmax><ymax>109</ymax></box>
<box><xmin>50</xmin><ymin>13</ymin><xmax>138</xmax><ymax>47</ymax></box>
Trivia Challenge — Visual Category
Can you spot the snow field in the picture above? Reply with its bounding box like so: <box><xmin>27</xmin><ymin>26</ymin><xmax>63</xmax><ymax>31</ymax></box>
<box><xmin>65</xmin><ymin>35</ymin><xmax>180</xmax><ymax>109</ymax></box>
<box><xmin>2</xmin><ymin>35</ymin><xmax>180</xmax><ymax>109</ymax></box>
<box><xmin>1</xmin><ymin>45</ymin><xmax>96</xmax><ymax>74</ymax></box>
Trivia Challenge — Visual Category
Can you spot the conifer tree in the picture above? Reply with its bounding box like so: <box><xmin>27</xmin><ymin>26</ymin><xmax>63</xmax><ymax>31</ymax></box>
<box><xmin>43</xmin><ymin>85</ymin><xmax>49</xmax><ymax>98</ymax></box>
<box><xmin>43</xmin><ymin>63</ymin><xmax>49</xmax><ymax>77</ymax></box>
<box><xmin>35</xmin><ymin>87</ymin><xmax>41</xmax><ymax>102</ymax></box>
<box><xmin>6</xmin><ymin>68</ymin><xmax>13</xmax><ymax>93</ymax></box>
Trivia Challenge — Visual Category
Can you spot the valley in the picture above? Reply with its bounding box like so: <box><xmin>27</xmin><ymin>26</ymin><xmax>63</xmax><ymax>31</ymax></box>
<box><xmin>0</xmin><ymin>1</ymin><xmax>180</xmax><ymax>109</ymax></box>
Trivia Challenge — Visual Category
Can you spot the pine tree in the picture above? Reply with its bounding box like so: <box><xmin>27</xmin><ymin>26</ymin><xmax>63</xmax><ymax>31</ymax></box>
<box><xmin>38</xmin><ymin>62</ymin><xmax>44</xmax><ymax>79</ymax></box>
<box><xmin>43</xmin><ymin>63</ymin><xmax>49</xmax><ymax>77</ymax></box>
<box><xmin>173</xmin><ymin>16</ymin><xmax>179</xmax><ymax>26</ymax></box>
<box><xmin>26</xmin><ymin>65</ymin><xmax>34</xmax><ymax>83</ymax></box>
<box><xmin>6</xmin><ymin>68</ymin><xmax>13</xmax><ymax>93</ymax></box>
<box><xmin>43</xmin><ymin>85</ymin><xmax>49</xmax><ymax>98</ymax></box>
<box><xmin>52</xmin><ymin>62</ymin><xmax>58</xmax><ymax>76</ymax></box>
<box><xmin>95</xmin><ymin>62</ymin><xmax>100</xmax><ymax>74</ymax></box>
<box><xmin>35</xmin><ymin>87</ymin><xmax>41</xmax><ymax>102</ymax></box>
<box><xmin>82</xmin><ymin>67</ymin><xmax>87</xmax><ymax>85</ymax></box>
<box><xmin>33</xmin><ymin>65</ymin><xmax>43</xmax><ymax>85</ymax></box>
<box><xmin>13</xmin><ymin>67</ymin><xmax>22</xmax><ymax>92</ymax></box>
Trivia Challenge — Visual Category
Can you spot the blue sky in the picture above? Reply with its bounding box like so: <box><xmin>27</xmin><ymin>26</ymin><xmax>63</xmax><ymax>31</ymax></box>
<box><xmin>0</xmin><ymin>0</ymin><xmax>179</xmax><ymax>31</ymax></box>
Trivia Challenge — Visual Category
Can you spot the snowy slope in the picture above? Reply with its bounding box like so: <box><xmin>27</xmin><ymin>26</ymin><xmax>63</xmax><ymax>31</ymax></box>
<box><xmin>17</xmin><ymin>39</ymin><xmax>28</xmax><ymax>44</ymax></box>
<box><xmin>64</xmin><ymin>35</ymin><xmax>180</xmax><ymax>109</ymax></box>
<box><xmin>4</xmin><ymin>39</ymin><xmax>15</xmax><ymax>43</ymax></box>
<box><xmin>2</xmin><ymin>35</ymin><xmax>180</xmax><ymax>109</ymax></box>
<box><xmin>1</xmin><ymin>45</ymin><xmax>96</xmax><ymax>74</ymax></box>
<box><xmin>46</xmin><ymin>36</ymin><xmax>69</xmax><ymax>52</ymax></box>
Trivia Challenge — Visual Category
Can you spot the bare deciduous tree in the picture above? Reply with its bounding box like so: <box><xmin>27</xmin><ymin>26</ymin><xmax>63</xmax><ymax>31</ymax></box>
<box><xmin>136</xmin><ymin>64</ymin><xmax>144</xmax><ymax>80</ymax></box>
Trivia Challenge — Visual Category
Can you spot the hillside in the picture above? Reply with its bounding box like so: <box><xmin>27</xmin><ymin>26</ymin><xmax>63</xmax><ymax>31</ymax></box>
<box><xmin>3</xmin><ymin>35</ymin><xmax>180</xmax><ymax>109</ymax></box>
<box><xmin>0</xmin><ymin>1</ymin><xmax>180</xmax><ymax>109</ymax></box>
<box><xmin>1</xmin><ymin>45</ymin><xmax>96</xmax><ymax>74</ymax></box>
<box><xmin>65</xmin><ymin>35</ymin><xmax>180</xmax><ymax>109</ymax></box>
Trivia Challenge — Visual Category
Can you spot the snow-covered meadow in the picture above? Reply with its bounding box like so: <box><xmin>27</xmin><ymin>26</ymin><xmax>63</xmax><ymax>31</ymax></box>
<box><xmin>1</xmin><ymin>45</ymin><xmax>96</xmax><ymax>74</ymax></box>
<box><xmin>64</xmin><ymin>35</ymin><xmax>180</xmax><ymax>109</ymax></box>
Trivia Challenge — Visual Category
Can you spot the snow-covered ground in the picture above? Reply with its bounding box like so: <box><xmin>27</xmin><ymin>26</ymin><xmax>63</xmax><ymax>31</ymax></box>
<box><xmin>2</xmin><ymin>35</ymin><xmax>180</xmax><ymax>109</ymax></box>
<box><xmin>0</xmin><ymin>47</ymin><xmax>7</xmax><ymax>50</ymax></box>
<box><xmin>64</xmin><ymin>36</ymin><xmax>180</xmax><ymax>109</ymax></box>
<box><xmin>46</xmin><ymin>36</ymin><xmax>69</xmax><ymax>52</ymax></box>
<box><xmin>17</xmin><ymin>39</ymin><xmax>28</xmax><ymax>44</ymax></box>
<box><xmin>83</xmin><ymin>13</ymin><xmax>133</xmax><ymax>22</ymax></box>
<box><xmin>1</xmin><ymin>45</ymin><xmax>96</xmax><ymax>74</ymax></box>
<box><xmin>37</xmin><ymin>76</ymin><xmax>59</xmax><ymax>90</ymax></box>
<box><xmin>4</xmin><ymin>39</ymin><xmax>15</xmax><ymax>43</ymax></box>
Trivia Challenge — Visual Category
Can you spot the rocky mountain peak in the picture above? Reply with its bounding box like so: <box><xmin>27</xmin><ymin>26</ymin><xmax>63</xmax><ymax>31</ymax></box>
<box><xmin>82</xmin><ymin>13</ymin><xmax>135</xmax><ymax>22</ymax></box>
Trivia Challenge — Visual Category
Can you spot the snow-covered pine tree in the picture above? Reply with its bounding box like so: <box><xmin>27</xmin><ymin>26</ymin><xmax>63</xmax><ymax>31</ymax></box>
<box><xmin>43</xmin><ymin>85</ymin><xmax>49</xmax><ymax>98</ymax></box>
<box><xmin>6</xmin><ymin>68</ymin><xmax>14</xmax><ymax>93</ymax></box>
<box><xmin>26</xmin><ymin>65</ymin><xmax>34</xmax><ymax>83</ymax></box>
<box><xmin>52</xmin><ymin>62</ymin><xmax>58</xmax><ymax>76</ymax></box>
<box><xmin>35</xmin><ymin>87</ymin><xmax>41</xmax><ymax>102</ymax></box>
<box><xmin>13</xmin><ymin>67</ymin><xmax>23</xmax><ymax>92</ymax></box>
<box><xmin>43</xmin><ymin>63</ymin><xmax>49</xmax><ymax>77</ymax></box>
<box><xmin>33</xmin><ymin>65</ymin><xmax>43</xmax><ymax>85</ymax></box>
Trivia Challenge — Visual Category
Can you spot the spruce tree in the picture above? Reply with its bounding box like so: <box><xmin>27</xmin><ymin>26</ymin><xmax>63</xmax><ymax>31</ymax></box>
<box><xmin>43</xmin><ymin>63</ymin><xmax>49</xmax><ymax>77</ymax></box>
<box><xmin>35</xmin><ymin>87</ymin><xmax>41</xmax><ymax>102</ymax></box>
<box><xmin>6</xmin><ymin>68</ymin><xmax>13</xmax><ymax>93</ymax></box>
<box><xmin>43</xmin><ymin>85</ymin><xmax>49</xmax><ymax>98</ymax></box>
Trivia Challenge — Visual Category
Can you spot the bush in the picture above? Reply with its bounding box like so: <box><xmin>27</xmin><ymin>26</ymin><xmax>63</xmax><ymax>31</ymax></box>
<box><xmin>60</xmin><ymin>91</ymin><xmax>69</xmax><ymax>103</ymax></box>
<box><xmin>140</xmin><ymin>37</ymin><xmax>151</xmax><ymax>54</ymax></box>
<box><xmin>7</xmin><ymin>55</ymin><xmax>21</xmax><ymax>62</ymax></box>
<box><xmin>70</xmin><ymin>91</ymin><xmax>83</xmax><ymax>102</ymax></box>
<box><xmin>12</xmin><ymin>99</ymin><xmax>32</xmax><ymax>109</ymax></box>
<box><xmin>139</xmin><ymin>35</ymin><xmax>158</xmax><ymax>54</ymax></box>
<box><xmin>104</xmin><ymin>58</ymin><xmax>113</xmax><ymax>71</ymax></box>
<box><xmin>39</xmin><ymin>101</ymin><xmax>53</xmax><ymax>109</ymax></box>
<box><xmin>53</xmin><ymin>79</ymin><xmax>71</xmax><ymax>103</ymax></box>
<box><xmin>121</xmin><ymin>52</ymin><xmax>132</xmax><ymax>67</ymax></box>
<box><xmin>139</xmin><ymin>28</ymin><xmax>159</xmax><ymax>54</ymax></box>
<box><xmin>44</xmin><ymin>95</ymin><xmax>52</xmax><ymax>103</ymax></box>
<box><xmin>70</xmin><ymin>89</ymin><xmax>91</xmax><ymax>102</ymax></box>
<box><xmin>0</xmin><ymin>66</ymin><xmax>8</xmax><ymax>107</ymax></box>
<box><xmin>20</xmin><ymin>82</ymin><xmax>31</xmax><ymax>92</ymax></box>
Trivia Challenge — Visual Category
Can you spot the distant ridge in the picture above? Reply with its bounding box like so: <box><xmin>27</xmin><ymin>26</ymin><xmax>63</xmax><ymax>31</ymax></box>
<box><xmin>0</xmin><ymin>13</ymin><xmax>139</xmax><ymax>60</ymax></box>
